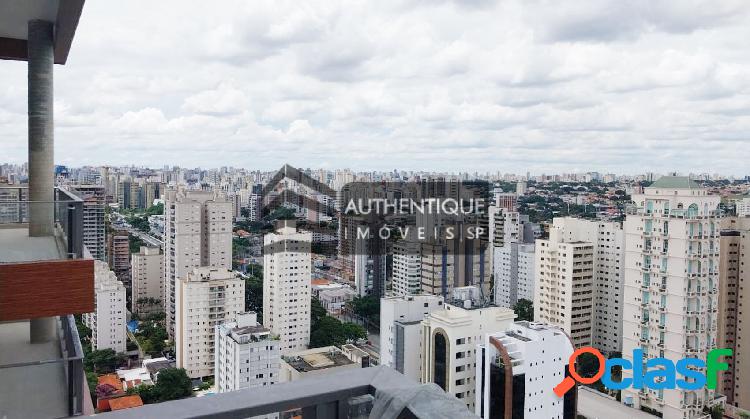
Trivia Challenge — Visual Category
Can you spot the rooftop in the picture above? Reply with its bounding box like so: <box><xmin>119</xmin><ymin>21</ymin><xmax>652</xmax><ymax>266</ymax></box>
<box><xmin>108</xmin><ymin>395</ymin><xmax>144</xmax><ymax>411</ymax></box>
<box><xmin>283</xmin><ymin>347</ymin><xmax>355</xmax><ymax>373</ymax></box>
<box><xmin>649</xmin><ymin>176</ymin><xmax>702</xmax><ymax>190</ymax></box>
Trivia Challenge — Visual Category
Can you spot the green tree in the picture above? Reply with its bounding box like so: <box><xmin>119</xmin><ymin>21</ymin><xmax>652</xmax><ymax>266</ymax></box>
<box><xmin>245</xmin><ymin>276</ymin><xmax>263</xmax><ymax>323</ymax></box>
<box><xmin>341</xmin><ymin>322</ymin><xmax>367</xmax><ymax>342</ymax></box>
<box><xmin>347</xmin><ymin>296</ymin><xmax>379</xmax><ymax>320</ymax></box>
<box><xmin>84</xmin><ymin>349</ymin><xmax>125</xmax><ymax>374</ymax></box>
<box><xmin>129</xmin><ymin>234</ymin><xmax>145</xmax><ymax>253</ymax></box>
<box><xmin>154</xmin><ymin>368</ymin><xmax>192</xmax><ymax>401</ymax></box>
<box><xmin>311</xmin><ymin>298</ymin><xmax>327</xmax><ymax>328</ymax></box>
<box><xmin>145</xmin><ymin>203</ymin><xmax>164</xmax><ymax>216</ymax></box>
<box><xmin>512</xmin><ymin>299</ymin><xmax>533</xmax><ymax>322</ymax></box>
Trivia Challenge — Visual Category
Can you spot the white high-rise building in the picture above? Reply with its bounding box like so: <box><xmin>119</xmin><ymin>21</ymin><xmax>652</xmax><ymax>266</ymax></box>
<box><xmin>176</xmin><ymin>267</ymin><xmax>244</xmax><ymax>379</ymax></box>
<box><xmin>379</xmin><ymin>294</ymin><xmax>444</xmax><ymax>382</ymax></box>
<box><xmin>391</xmin><ymin>240</ymin><xmax>422</xmax><ymax>296</ymax></box>
<box><xmin>215</xmin><ymin>312</ymin><xmax>280</xmax><ymax>393</ymax></box>
<box><xmin>421</xmin><ymin>294</ymin><xmax>516</xmax><ymax>412</ymax></box>
<box><xmin>131</xmin><ymin>246</ymin><xmax>164</xmax><ymax>315</ymax></box>
<box><xmin>735</xmin><ymin>197</ymin><xmax>750</xmax><ymax>217</ymax></box>
<box><xmin>263</xmin><ymin>222</ymin><xmax>312</xmax><ymax>354</ymax></box>
<box><xmin>476</xmin><ymin>322</ymin><xmax>575</xmax><ymax>419</ymax></box>
<box><xmin>621</xmin><ymin>177</ymin><xmax>723</xmax><ymax>419</ymax></box>
<box><xmin>546</xmin><ymin>217</ymin><xmax>625</xmax><ymax>354</ymax></box>
<box><xmin>534</xmin><ymin>230</ymin><xmax>594</xmax><ymax>348</ymax></box>
<box><xmin>85</xmin><ymin>261</ymin><xmax>127</xmax><ymax>353</ymax></box>
<box><xmin>494</xmin><ymin>243</ymin><xmax>535</xmax><ymax>308</ymax></box>
<box><xmin>164</xmin><ymin>189</ymin><xmax>232</xmax><ymax>338</ymax></box>
<box><xmin>66</xmin><ymin>185</ymin><xmax>106</xmax><ymax>261</ymax></box>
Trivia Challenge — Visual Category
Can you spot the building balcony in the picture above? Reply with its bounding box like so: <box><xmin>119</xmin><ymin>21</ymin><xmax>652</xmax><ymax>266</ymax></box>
<box><xmin>0</xmin><ymin>315</ymin><xmax>92</xmax><ymax>418</ymax></box>
<box><xmin>96</xmin><ymin>365</ymin><xmax>477</xmax><ymax>419</ymax></box>
<box><xmin>1</xmin><ymin>189</ymin><xmax>95</xmax><ymax>417</ymax></box>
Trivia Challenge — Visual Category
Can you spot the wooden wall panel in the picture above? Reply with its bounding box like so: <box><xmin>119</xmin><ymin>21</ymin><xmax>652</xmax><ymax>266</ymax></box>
<box><xmin>0</xmin><ymin>259</ymin><xmax>94</xmax><ymax>321</ymax></box>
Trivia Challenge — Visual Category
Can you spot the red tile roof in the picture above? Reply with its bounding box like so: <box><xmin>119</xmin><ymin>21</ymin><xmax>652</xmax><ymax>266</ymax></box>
<box><xmin>108</xmin><ymin>395</ymin><xmax>144</xmax><ymax>411</ymax></box>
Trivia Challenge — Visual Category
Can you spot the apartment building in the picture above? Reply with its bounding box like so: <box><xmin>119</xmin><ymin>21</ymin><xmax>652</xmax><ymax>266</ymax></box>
<box><xmin>85</xmin><ymin>261</ymin><xmax>127</xmax><ymax>353</ymax></box>
<box><xmin>176</xmin><ymin>267</ymin><xmax>244</xmax><ymax>379</ymax></box>
<box><xmin>546</xmin><ymin>217</ymin><xmax>625</xmax><ymax>354</ymax></box>
<box><xmin>476</xmin><ymin>322</ymin><xmax>576</xmax><ymax>419</ymax></box>
<box><xmin>107</xmin><ymin>229</ymin><xmax>131</xmax><ymax>284</ymax></box>
<box><xmin>263</xmin><ymin>223</ymin><xmax>312</xmax><ymax>354</ymax></box>
<box><xmin>621</xmin><ymin>176</ymin><xmax>723</xmax><ymax>419</ymax></box>
<box><xmin>131</xmin><ymin>246</ymin><xmax>164</xmax><ymax>315</ymax></box>
<box><xmin>379</xmin><ymin>294</ymin><xmax>444</xmax><ymax>382</ymax></box>
<box><xmin>215</xmin><ymin>312</ymin><xmax>280</xmax><ymax>393</ymax></box>
<box><xmin>164</xmin><ymin>189</ymin><xmax>232</xmax><ymax>338</ymax></box>
<box><xmin>494</xmin><ymin>242</ymin><xmax>535</xmax><ymax>309</ymax></box>
<box><xmin>421</xmin><ymin>294</ymin><xmax>516</xmax><ymax>412</ymax></box>
<box><xmin>718</xmin><ymin>217</ymin><xmax>750</xmax><ymax>411</ymax></box>
<box><xmin>391</xmin><ymin>240</ymin><xmax>422</xmax><ymax>295</ymax></box>
<box><xmin>67</xmin><ymin>185</ymin><xmax>106</xmax><ymax>261</ymax></box>
<box><xmin>534</xmin><ymin>229</ymin><xmax>595</xmax><ymax>348</ymax></box>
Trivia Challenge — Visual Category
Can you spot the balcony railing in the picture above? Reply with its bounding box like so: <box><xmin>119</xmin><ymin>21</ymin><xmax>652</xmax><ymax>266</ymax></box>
<box><xmin>0</xmin><ymin>315</ymin><xmax>88</xmax><ymax>417</ymax></box>
<box><xmin>96</xmin><ymin>365</ymin><xmax>478</xmax><ymax>419</ymax></box>
<box><xmin>0</xmin><ymin>186</ymin><xmax>85</xmax><ymax>259</ymax></box>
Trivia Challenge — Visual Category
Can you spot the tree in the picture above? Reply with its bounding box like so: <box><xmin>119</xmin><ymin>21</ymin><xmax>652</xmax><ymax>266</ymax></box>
<box><xmin>512</xmin><ymin>299</ymin><xmax>533</xmax><ymax>322</ymax></box>
<box><xmin>153</xmin><ymin>368</ymin><xmax>192</xmax><ymax>401</ymax></box>
<box><xmin>129</xmin><ymin>234</ymin><xmax>145</xmax><ymax>253</ymax></box>
<box><xmin>84</xmin><ymin>349</ymin><xmax>125</xmax><ymax>374</ymax></box>
<box><xmin>245</xmin><ymin>276</ymin><xmax>263</xmax><ymax>323</ymax></box>
<box><xmin>145</xmin><ymin>203</ymin><xmax>164</xmax><ymax>216</ymax></box>
<box><xmin>95</xmin><ymin>383</ymin><xmax>119</xmax><ymax>399</ymax></box>
<box><xmin>341</xmin><ymin>322</ymin><xmax>367</xmax><ymax>342</ymax></box>
<box><xmin>347</xmin><ymin>296</ymin><xmax>379</xmax><ymax>321</ymax></box>
<box><xmin>311</xmin><ymin>298</ymin><xmax>327</xmax><ymax>328</ymax></box>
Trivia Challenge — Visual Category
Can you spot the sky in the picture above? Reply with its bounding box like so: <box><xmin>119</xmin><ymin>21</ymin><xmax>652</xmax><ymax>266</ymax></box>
<box><xmin>2</xmin><ymin>0</ymin><xmax>750</xmax><ymax>175</ymax></box>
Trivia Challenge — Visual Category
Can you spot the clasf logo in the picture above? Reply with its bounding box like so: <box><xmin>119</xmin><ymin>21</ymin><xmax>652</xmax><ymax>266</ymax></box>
<box><xmin>553</xmin><ymin>347</ymin><xmax>732</xmax><ymax>397</ymax></box>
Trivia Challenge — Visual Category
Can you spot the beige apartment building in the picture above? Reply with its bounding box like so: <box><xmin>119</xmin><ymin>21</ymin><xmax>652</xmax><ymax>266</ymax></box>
<box><xmin>131</xmin><ymin>246</ymin><xmax>164</xmax><ymax>315</ymax></box>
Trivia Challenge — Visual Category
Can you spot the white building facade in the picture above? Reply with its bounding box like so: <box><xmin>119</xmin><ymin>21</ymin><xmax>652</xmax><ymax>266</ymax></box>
<box><xmin>85</xmin><ymin>261</ymin><xmax>127</xmax><ymax>353</ymax></box>
<box><xmin>164</xmin><ymin>189</ymin><xmax>232</xmax><ymax>338</ymax></box>
<box><xmin>215</xmin><ymin>312</ymin><xmax>280</xmax><ymax>393</ymax></box>
<box><xmin>131</xmin><ymin>246</ymin><xmax>164</xmax><ymax>315</ymax></box>
<box><xmin>494</xmin><ymin>243</ymin><xmax>535</xmax><ymax>309</ymax></box>
<box><xmin>392</xmin><ymin>240</ymin><xmax>422</xmax><ymax>296</ymax></box>
<box><xmin>379</xmin><ymin>294</ymin><xmax>444</xmax><ymax>382</ymax></box>
<box><xmin>421</xmin><ymin>299</ymin><xmax>516</xmax><ymax>412</ymax></box>
<box><xmin>621</xmin><ymin>177</ymin><xmax>723</xmax><ymax>419</ymax></box>
<box><xmin>263</xmin><ymin>223</ymin><xmax>312</xmax><ymax>354</ymax></box>
<box><xmin>476</xmin><ymin>322</ymin><xmax>575</xmax><ymax>419</ymax></box>
<box><xmin>176</xmin><ymin>267</ymin><xmax>244</xmax><ymax>379</ymax></box>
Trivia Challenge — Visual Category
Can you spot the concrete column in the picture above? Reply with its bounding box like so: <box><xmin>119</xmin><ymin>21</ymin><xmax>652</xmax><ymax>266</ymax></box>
<box><xmin>28</xmin><ymin>19</ymin><xmax>57</xmax><ymax>343</ymax></box>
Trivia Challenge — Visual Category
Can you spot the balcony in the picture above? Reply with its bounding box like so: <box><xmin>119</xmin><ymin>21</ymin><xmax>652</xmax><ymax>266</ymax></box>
<box><xmin>97</xmin><ymin>365</ymin><xmax>477</xmax><ymax>419</ymax></box>
<box><xmin>1</xmin><ymin>187</ymin><xmax>94</xmax><ymax>321</ymax></box>
<box><xmin>0</xmin><ymin>315</ymin><xmax>91</xmax><ymax>418</ymax></box>
<box><xmin>0</xmin><ymin>189</ymin><xmax>95</xmax><ymax>417</ymax></box>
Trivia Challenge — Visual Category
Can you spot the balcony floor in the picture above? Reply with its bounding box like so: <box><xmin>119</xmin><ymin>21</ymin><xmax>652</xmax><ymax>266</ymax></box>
<box><xmin>0</xmin><ymin>320</ymin><xmax>69</xmax><ymax>419</ymax></box>
<box><xmin>0</xmin><ymin>225</ymin><xmax>64</xmax><ymax>263</ymax></box>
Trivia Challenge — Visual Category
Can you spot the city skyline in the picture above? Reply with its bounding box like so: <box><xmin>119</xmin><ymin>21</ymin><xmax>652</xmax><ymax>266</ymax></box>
<box><xmin>2</xmin><ymin>0</ymin><xmax>750</xmax><ymax>174</ymax></box>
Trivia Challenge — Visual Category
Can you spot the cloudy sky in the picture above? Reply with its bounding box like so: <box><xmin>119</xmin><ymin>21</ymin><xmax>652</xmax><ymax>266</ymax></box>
<box><xmin>2</xmin><ymin>0</ymin><xmax>750</xmax><ymax>174</ymax></box>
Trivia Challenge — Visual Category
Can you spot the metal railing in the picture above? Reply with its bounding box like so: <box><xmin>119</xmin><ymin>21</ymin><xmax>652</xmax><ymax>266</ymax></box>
<box><xmin>0</xmin><ymin>186</ymin><xmax>84</xmax><ymax>258</ymax></box>
<box><xmin>96</xmin><ymin>365</ymin><xmax>478</xmax><ymax>419</ymax></box>
<box><xmin>0</xmin><ymin>315</ymin><xmax>86</xmax><ymax>416</ymax></box>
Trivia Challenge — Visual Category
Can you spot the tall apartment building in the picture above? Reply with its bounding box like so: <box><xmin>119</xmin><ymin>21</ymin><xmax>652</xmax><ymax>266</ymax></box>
<box><xmin>164</xmin><ymin>189</ymin><xmax>232</xmax><ymax>338</ymax></box>
<box><xmin>176</xmin><ymin>267</ymin><xmax>244</xmax><ymax>379</ymax></box>
<box><xmin>117</xmin><ymin>179</ymin><xmax>139</xmax><ymax>209</ymax></box>
<box><xmin>420</xmin><ymin>238</ymin><xmax>489</xmax><ymax>298</ymax></box>
<box><xmin>131</xmin><ymin>246</ymin><xmax>164</xmax><ymax>315</ymax></box>
<box><xmin>735</xmin><ymin>197</ymin><xmax>750</xmax><ymax>217</ymax></box>
<box><xmin>621</xmin><ymin>177</ymin><xmax>723</xmax><ymax>419</ymax></box>
<box><xmin>493</xmin><ymin>243</ymin><xmax>535</xmax><ymax>308</ymax></box>
<box><xmin>84</xmin><ymin>261</ymin><xmax>127</xmax><ymax>353</ymax></box>
<box><xmin>67</xmin><ymin>185</ymin><xmax>106</xmax><ymax>261</ymax></box>
<box><xmin>718</xmin><ymin>217</ymin><xmax>750</xmax><ymax>411</ymax></box>
<box><xmin>107</xmin><ymin>229</ymin><xmax>130</xmax><ymax>284</ymax></box>
<box><xmin>263</xmin><ymin>223</ymin><xmax>312</xmax><ymax>354</ymax></box>
<box><xmin>546</xmin><ymin>217</ymin><xmax>625</xmax><ymax>354</ymax></box>
<box><xmin>476</xmin><ymin>322</ymin><xmax>576</xmax><ymax>419</ymax></box>
<box><xmin>488</xmin><ymin>205</ymin><xmax>505</xmax><ymax>248</ymax></box>
<box><xmin>421</xmin><ymin>295</ymin><xmax>516</xmax><ymax>412</ymax></box>
<box><xmin>391</xmin><ymin>240</ymin><xmax>422</xmax><ymax>295</ymax></box>
<box><xmin>379</xmin><ymin>294</ymin><xmax>444</xmax><ymax>382</ymax></box>
<box><xmin>534</xmin><ymin>229</ymin><xmax>594</xmax><ymax>348</ymax></box>
<box><xmin>215</xmin><ymin>312</ymin><xmax>280</xmax><ymax>393</ymax></box>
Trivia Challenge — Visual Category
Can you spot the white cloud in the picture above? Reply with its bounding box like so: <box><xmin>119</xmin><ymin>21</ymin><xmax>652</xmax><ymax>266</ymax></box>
<box><xmin>1</xmin><ymin>0</ymin><xmax>749</xmax><ymax>174</ymax></box>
